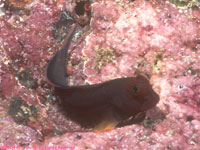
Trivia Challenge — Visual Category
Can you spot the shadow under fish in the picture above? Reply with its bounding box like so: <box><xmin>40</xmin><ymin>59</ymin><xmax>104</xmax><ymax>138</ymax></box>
<box><xmin>46</xmin><ymin>23</ymin><xmax>160</xmax><ymax>132</ymax></box>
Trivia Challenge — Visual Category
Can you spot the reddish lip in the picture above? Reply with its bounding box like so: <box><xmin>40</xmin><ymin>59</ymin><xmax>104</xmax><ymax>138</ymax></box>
<box><xmin>84</xmin><ymin>3</ymin><xmax>90</xmax><ymax>11</ymax></box>
<box><xmin>141</xmin><ymin>105</ymin><xmax>155</xmax><ymax>111</ymax></box>
<box><xmin>140</xmin><ymin>100</ymin><xmax>159</xmax><ymax>111</ymax></box>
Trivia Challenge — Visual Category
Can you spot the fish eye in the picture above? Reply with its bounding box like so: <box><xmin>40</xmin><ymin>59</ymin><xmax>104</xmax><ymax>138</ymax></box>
<box><xmin>132</xmin><ymin>85</ymin><xmax>139</xmax><ymax>93</ymax></box>
<box><xmin>84</xmin><ymin>3</ymin><xmax>90</xmax><ymax>11</ymax></box>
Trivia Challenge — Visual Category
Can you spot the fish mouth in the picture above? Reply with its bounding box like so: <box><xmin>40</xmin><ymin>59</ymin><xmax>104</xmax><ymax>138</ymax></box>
<box><xmin>140</xmin><ymin>95</ymin><xmax>160</xmax><ymax>111</ymax></box>
<box><xmin>140</xmin><ymin>104</ymin><xmax>156</xmax><ymax>111</ymax></box>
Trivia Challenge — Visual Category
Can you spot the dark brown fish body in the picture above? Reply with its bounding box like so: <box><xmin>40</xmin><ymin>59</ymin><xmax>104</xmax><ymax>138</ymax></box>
<box><xmin>46</xmin><ymin>23</ymin><xmax>159</xmax><ymax>131</ymax></box>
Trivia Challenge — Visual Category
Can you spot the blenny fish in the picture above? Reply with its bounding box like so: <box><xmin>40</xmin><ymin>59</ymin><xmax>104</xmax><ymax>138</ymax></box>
<box><xmin>46</xmin><ymin>23</ymin><xmax>159</xmax><ymax>132</ymax></box>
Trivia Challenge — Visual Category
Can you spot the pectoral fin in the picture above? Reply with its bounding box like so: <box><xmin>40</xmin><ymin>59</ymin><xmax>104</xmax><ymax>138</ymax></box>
<box><xmin>92</xmin><ymin>110</ymin><xmax>120</xmax><ymax>133</ymax></box>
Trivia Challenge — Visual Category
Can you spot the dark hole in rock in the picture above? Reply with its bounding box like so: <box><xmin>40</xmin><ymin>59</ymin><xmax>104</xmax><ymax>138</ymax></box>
<box><xmin>76</xmin><ymin>134</ymin><xmax>82</xmax><ymax>139</ymax></box>
<box><xmin>143</xmin><ymin>117</ymin><xmax>155</xmax><ymax>129</ymax></box>
<box><xmin>182</xmin><ymin>98</ymin><xmax>188</xmax><ymax>103</ymax></box>
<box><xmin>75</xmin><ymin>1</ymin><xmax>87</xmax><ymax>16</ymax></box>
<box><xmin>192</xmin><ymin>46</ymin><xmax>198</xmax><ymax>51</ymax></box>
<box><xmin>52</xmin><ymin>10</ymin><xmax>74</xmax><ymax>43</ymax></box>
<box><xmin>8</xmin><ymin>96</ymin><xmax>37</xmax><ymax>125</ymax></box>
<box><xmin>186</xmin><ymin>115</ymin><xmax>194</xmax><ymax>122</ymax></box>
<box><xmin>19</xmin><ymin>142</ymin><xmax>29</xmax><ymax>147</ymax></box>
<box><xmin>166</xmin><ymin>145</ymin><xmax>172</xmax><ymax>150</ymax></box>
<box><xmin>16</xmin><ymin>68</ymin><xmax>38</xmax><ymax>89</ymax></box>
<box><xmin>3</xmin><ymin>0</ymin><xmax>33</xmax><ymax>15</ymax></box>
<box><xmin>143</xmin><ymin>108</ymin><xmax>166</xmax><ymax>129</ymax></box>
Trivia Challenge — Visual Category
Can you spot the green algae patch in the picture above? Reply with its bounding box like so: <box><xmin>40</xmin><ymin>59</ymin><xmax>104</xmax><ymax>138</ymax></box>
<box><xmin>168</xmin><ymin>0</ymin><xmax>200</xmax><ymax>9</ymax></box>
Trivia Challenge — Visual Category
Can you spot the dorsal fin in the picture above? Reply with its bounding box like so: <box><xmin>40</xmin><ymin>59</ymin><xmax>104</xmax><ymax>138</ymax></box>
<box><xmin>46</xmin><ymin>23</ymin><xmax>77</xmax><ymax>87</ymax></box>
